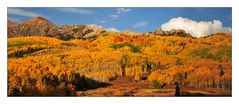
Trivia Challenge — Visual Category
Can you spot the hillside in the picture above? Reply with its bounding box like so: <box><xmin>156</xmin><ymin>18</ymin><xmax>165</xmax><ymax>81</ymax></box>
<box><xmin>8</xmin><ymin>32</ymin><xmax>231</xmax><ymax>96</ymax></box>
<box><xmin>8</xmin><ymin>20</ymin><xmax>16</xmax><ymax>37</ymax></box>
<box><xmin>8</xmin><ymin>20</ymin><xmax>15</xmax><ymax>27</ymax></box>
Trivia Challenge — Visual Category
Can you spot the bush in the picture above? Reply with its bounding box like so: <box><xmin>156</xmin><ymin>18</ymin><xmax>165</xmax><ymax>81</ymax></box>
<box><xmin>202</xmin><ymin>42</ymin><xmax>212</xmax><ymax>45</ymax></box>
<box><xmin>8</xmin><ymin>87</ymin><xmax>20</xmax><ymax>96</ymax></box>
<box><xmin>151</xmin><ymin>80</ymin><xmax>161</xmax><ymax>89</ymax></box>
<box><xmin>130</xmin><ymin>45</ymin><xmax>141</xmax><ymax>53</ymax></box>
<box><xmin>120</xmin><ymin>54</ymin><xmax>130</xmax><ymax>76</ymax></box>
<box><xmin>188</xmin><ymin>48</ymin><xmax>213</xmax><ymax>59</ymax></box>
<box><xmin>143</xmin><ymin>60</ymin><xmax>152</xmax><ymax>74</ymax></box>
<box><xmin>8</xmin><ymin>45</ymin><xmax>50</xmax><ymax>58</ymax></box>
<box><xmin>110</xmin><ymin>42</ymin><xmax>141</xmax><ymax>53</ymax></box>
<box><xmin>214</xmin><ymin>46</ymin><xmax>232</xmax><ymax>62</ymax></box>
<box><xmin>173</xmin><ymin>72</ymin><xmax>186</xmax><ymax>85</ymax></box>
<box><xmin>189</xmin><ymin>46</ymin><xmax>232</xmax><ymax>62</ymax></box>
<box><xmin>178</xmin><ymin>42</ymin><xmax>186</xmax><ymax>47</ymax></box>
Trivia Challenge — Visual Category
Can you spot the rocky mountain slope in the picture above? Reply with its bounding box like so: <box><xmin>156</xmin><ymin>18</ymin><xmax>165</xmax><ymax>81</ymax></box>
<box><xmin>8</xmin><ymin>16</ymin><xmax>195</xmax><ymax>40</ymax></box>
<box><xmin>8</xmin><ymin>17</ymin><xmax>112</xmax><ymax>40</ymax></box>
<box><xmin>7</xmin><ymin>20</ymin><xmax>16</xmax><ymax>37</ymax></box>
<box><xmin>145</xmin><ymin>29</ymin><xmax>192</xmax><ymax>38</ymax></box>
<box><xmin>12</xmin><ymin>17</ymin><xmax>55</xmax><ymax>37</ymax></box>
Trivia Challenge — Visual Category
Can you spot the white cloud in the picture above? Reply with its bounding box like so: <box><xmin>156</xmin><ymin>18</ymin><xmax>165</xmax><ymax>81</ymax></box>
<box><xmin>8</xmin><ymin>17</ymin><xmax>21</xmax><ymax>23</ymax></box>
<box><xmin>8</xmin><ymin>8</ymin><xmax>43</xmax><ymax>17</ymax></box>
<box><xmin>96</xmin><ymin>20</ymin><xmax>107</xmax><ymax>23</ymax></box>
<box><xmin>106</xmin><ymin>27</ymin><xmax>120</xmax><ymax>32</ymax></box>
<box><xmin>86</xmin><ymin>24</ymin><xmax>119</xmax><ymax>32</ymax></box>
<box><xmin>109</xmin><ymin>8</ymin><xmax>131</xmax><ymax>19</ymax></box>
<box><xmin>161</xmin><ymin>17</ymin><xmax>232</xmax><ymax>38</ymax></box>
<box><xmin>116</xmin><ymin>8</ymin><xmax>131</xmax><ymax>14</ymax></box>
<box><xmin>109</xmin><ymin>14</ymin><xmax>119</xmax><ymax>19</ymax></box>
<box><xmin>133</xmin><ymin>21</ymin><xmax>148</xmax><ymax>28</ymax></box>
<box><xmin>55</xmin><ymin>8</ymin><xmax>94</xmax><ymax>15</ymax></box>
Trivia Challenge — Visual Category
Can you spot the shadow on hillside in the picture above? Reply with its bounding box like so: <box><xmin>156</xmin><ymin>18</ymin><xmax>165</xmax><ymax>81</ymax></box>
<box><xmin>74</xmin><ymin>75</ymin><xmax>112</xmax><ymax>91</ymax></box>
<box><xmin>180</xmin><ymin>91</ymin><xmax>231</xmax><ymax>97</ymax></box>
<box><xmin>8</xmin><ymin>73</ymin><xmax>111</xmax><ymax>96</ymax></box>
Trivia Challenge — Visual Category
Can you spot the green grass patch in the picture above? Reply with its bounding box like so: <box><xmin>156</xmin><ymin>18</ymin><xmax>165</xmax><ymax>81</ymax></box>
<box><xmin>8</xmin><ymin>41</ymin><xmax>46</xmax><ymax>47</ymax></box>
<box><xmin>110</xmin><ymin>42</ymin><xmax>141</xmax><ymax>53</ymax></box>
<box><xmin>188</xmin><ymin>46</ymin><xmax>232</xmax><ymax>62</ymax></box>
<box><xmin>151</xmin><ymin>80</ymin><xmax>161</xmax><ymax>89</ymax></box>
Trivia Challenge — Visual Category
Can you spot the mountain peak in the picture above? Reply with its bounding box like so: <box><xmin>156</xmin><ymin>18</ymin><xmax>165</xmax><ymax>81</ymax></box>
<box><xmin>34</xmin><ymin>16</ymin><xmax>49</xmax><ymax>21</ymax></box>
<box><xmin>12</xmin><ymin>16</ymin><xmax>55</xmax><ymax>37</ymax></box>
<box><xmin>20</xmin><ymin>16</ymin><xmax>54</xmax><ymax>26</ymax></box>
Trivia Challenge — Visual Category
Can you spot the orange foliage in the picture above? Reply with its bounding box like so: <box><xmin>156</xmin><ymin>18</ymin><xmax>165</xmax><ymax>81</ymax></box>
<box><xmin>8</xmin><ymin>33</ymin><xmax>232</xmax><ymax>96</ymax></box>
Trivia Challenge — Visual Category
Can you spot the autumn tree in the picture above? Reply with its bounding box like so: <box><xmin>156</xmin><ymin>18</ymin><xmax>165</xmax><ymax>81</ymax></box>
<box><xmin>120</xmin><ymin>54</ymin><xmax>130</xmax><ymax>76</ymax></box>
<box><xmin>218</xmin><ymin>65</ymin><xmax>224</xmax><ymax>77</ymax></box>
<box><xmin>143</xmin><ymin>59</ymin><xmax>152</xmax><ymax>74</ymax></box>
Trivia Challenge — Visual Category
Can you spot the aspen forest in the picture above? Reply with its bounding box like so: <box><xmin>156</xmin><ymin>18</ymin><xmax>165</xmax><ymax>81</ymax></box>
<box><xmin>7</xmin><ymin>8</ymin><xmax>232</xmax><ymax>96</ymax></box>
<box><xmin>8</xmin><ymin>32</ymin><xmax>232</xmax><ymax>96</ymax></box>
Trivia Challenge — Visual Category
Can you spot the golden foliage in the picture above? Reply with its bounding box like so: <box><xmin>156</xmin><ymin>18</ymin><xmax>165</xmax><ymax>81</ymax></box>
<box><xmin>8</xmin><ymin>33</ymin><xmax>232</xmax><ymax>96</ymax></box>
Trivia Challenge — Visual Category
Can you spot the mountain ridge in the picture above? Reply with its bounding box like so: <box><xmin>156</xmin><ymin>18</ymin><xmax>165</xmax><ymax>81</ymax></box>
<box><xmin>8</xmin><ymin>16</ymin><xmax>227</xmax><ymax>40</ymax></box>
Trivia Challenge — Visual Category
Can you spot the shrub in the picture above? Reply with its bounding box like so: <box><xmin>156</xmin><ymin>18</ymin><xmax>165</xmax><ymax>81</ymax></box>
<box><xmin>188</xmin><ymin>48</ymin><xmax>213</xmax><ymax>59</ymax></box>
<box><xmin>178</xmin><ymin>42</ymin><xmax>186</xmax><ymax>47</ymax></box>
<box><xmin>110</xmin><ymin>42</ymin><xmax>141</xmax><ymax>53</ymax></box>
<box><xmin>120</xmin><ymin>54</ymin><xmax>130</xmax><ymax>76</ymax></box>
<box><xmin>151</xmin><ymin>80</ymin><xmax>161</xmax><ymax>89</ymax></box>
<box><xmin>214</xmin><ymin>46</ymin><xmax>232</xmax><ymax>62</ymax></box>
<box><xmin>202</xmin><ymin>42</ymin><xmax>212</xmax><ymax>45</ymax></box>
<box><xmin>189</xmin><ymin>46</ymin><xmax>232</xmax><ymax>62</ymax></box>
<box><xmin>8</xmin><ymin>45</ymin><xmax>50</xmax><ymax>58</ymax></box>
<box><xmin>8</xmin><ymin>87</ymin><xmax>20</xmax><ymax>96</ymax></box>
<box><xmin>173</xmin><ymin>72</ymin><xmax>186</xmax><ymax>85</ymax></box>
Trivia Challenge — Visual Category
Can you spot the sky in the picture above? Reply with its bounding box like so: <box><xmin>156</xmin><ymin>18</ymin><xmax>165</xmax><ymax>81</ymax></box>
<box><xmin>8</xmin><ymin>7</ymin><xmax>232</xmax><ymax>34</ymax></box>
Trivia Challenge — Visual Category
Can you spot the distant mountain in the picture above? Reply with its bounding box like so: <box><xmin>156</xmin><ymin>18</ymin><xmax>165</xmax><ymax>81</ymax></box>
<box><xmin>121</xmin><ymin>29</ymin><xmax>142</xmax><ymax>36</ymax></box>
<box><xmin>7</xmin><ymin>16</ymin><xmax>195</xmax><ymax>40</ymax></box>
<box><xmin>146</xmin><ymin>29</ymin><xmax>192</xmax><ymax>38</ymax></box>
<box><xmin>13</xmin><ymin>16</ymin><xmax>55</xmax><ymax>37</ymax></box>
<box><xmin>49</xmin><ymin>24</ymin><xmax>109</xmax><ymax>40</ymax></box>
<box><xmin>20</xmin><ymin>16</ymin><xmax>54</xmax><ymax>26</ymax></box>
<box><xmin>8</xmin><ymin>20</ymin><xmax>16</xmax><ymax>37</ymax></box>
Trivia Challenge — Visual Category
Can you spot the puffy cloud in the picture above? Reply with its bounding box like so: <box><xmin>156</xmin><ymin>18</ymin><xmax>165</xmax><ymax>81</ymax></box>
<box><xmin>106</xmin><ymin>27</ymin><xmax>120</xmax><ymax>32</ymax></box>
<box><xmin>8</xmin><ymin>8</ymin><xmax>43</xmax><ymax>17</ymax></box>
<box><xmin>161</xmin><ymin>17</ymin><xmax>231</xmax><ymax>38</ymax></box>
<box><xmin>55</xmin><ymin>8</ymin><xmax>95</xmax><ymax>15</ymax></box>
<box><xmin>133</xmin><ymin>21</ymin><xmax>148</xmax><ymax>28</ymax></box>
<box><xmin>116</xmin><ymin>8</ymin><xmax>131</xmax><ymax>14</ymax></box>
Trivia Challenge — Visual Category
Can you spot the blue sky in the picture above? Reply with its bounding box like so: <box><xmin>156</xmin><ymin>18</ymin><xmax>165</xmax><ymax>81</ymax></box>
<box><xmin>8</xmin><ymin>7</ymin><xmax>231</xmax><ymax>32</ymax></box>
